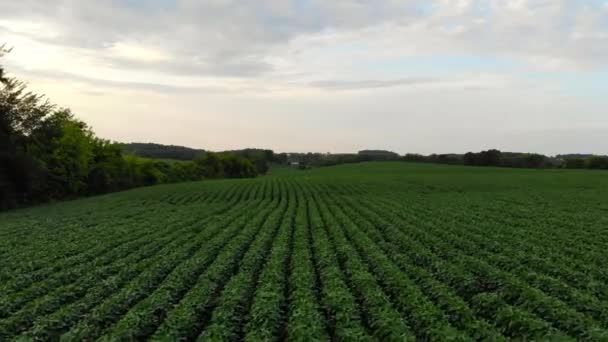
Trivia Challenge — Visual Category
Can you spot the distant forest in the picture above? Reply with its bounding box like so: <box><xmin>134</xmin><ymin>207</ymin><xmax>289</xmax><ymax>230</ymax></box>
<box><xmin>124</xmin><ymin>143</ymin><xmax>608</xmax><ymax>171</ymax></box>
<box><xmin>285</xmin><ymin>149</ymin><xmax>608</xmax><ymax>170</ymax></box>
<box><xmin>122</xmin><ymin>143</ymin><xmax>205</xmax><ymax>160</ymax></box>
<box><xmin>121</xmin><ymin>143</ymin><xmax>281</xmax><ymax>172</ymax></box>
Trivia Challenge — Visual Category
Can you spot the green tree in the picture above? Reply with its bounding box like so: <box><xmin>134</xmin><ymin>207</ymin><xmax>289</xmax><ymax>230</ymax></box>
<box><xmin>26</xmin><ymin>110</ymin><xmax>95</xmax><ymax>198</ymax></box>
<box><xmin>587</xmin><ymin>156</ymin><xmax>608</xmax><ymax>169</ymax></box>
<box><xmin>140</xmin><ymin>160</ymin><xmax>168</xmax><ymax>185</ymax></box>
<box><xmin>1</xmin><ymin>46</ymin><xmax>55</xmax><ymax>207</ymax></box>
<box><xmin>221</xmin><ymin>154</ymin><xmax>256</xmax><ymax>178</ymax></box>
<box><xmin>88</xmin><ymin>139</ymin><xmax>126</xmax><ymax>194</ymax></box>
<box><xmin>523</xmin><ymin>153</ymin><xmax>545</xmax><ymax>168</ymax></box>
<box><xmin>195</xmin><ymin>152</ymin><xmax>224</xmax><ymax>178</ymax></box>
<box><xmin>564</xmin><ymin>158</ymin><xmax>586</xmax><ymax>169</ymax></box>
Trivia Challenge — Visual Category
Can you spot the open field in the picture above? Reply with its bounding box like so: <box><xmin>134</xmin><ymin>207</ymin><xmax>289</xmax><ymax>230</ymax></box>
<box><xmin>1</xmin><ymin>162</ymin><xmax>607</xmax><ymax>341</ymax></box>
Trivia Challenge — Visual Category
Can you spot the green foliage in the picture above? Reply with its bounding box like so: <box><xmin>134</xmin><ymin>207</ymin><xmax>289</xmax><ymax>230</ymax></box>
<box><xmin>87</xmin><ymin>139</ymin><xmax>126</xmax><ymax>193</ymax></box>
<box><xmin>358</xmin><ymin>149</ymin><xmax>400</xmax><ymax>160</ymax></box>
<box><xmin>564</xmin><ymin>157</ymin><xmax>586</xmax><ymax>169</ymax></box>
<box><xmin>28</xmin><ymin>110</ymin><xmax>95</xmax><ymax>197</ymax></box>
<box><xmin>562</xmin><ymin>156</ymin><xmax>608</xmax><ymax>170</ymax></box>
<box><xmin>225</xmin><ymin>148</ymin><xmax>274</xmax><ymax>174</ymax></box>
<box><xmin>121</xmin><ymin>142</ymin><xmax>205</xmax><ymax>160</ymax></box>
<box><xmin>194</xmin><ymin>152</ymin><xmax>257</xmax><ymax>179</ymax></box>
<box><xmin>586</xmin><ymin>156</ymin><xmax>608</xmax><ymax>169</ymax></box>
<box><xmin>288</xmin><ymin>149</ymin><xmax>603</xmax><ymax>171</ymax></box>
<box><xmin>464</xmin><ymin>149</ymin><xmax>503</xmax><ymax>166</ymax></box>
<box><xmin>121</xmin><ymin>144</ymin><xmax>275</xmax><ymax>175</ymax></box>
<box><xmin>1</xmin><ymin>163</ymin><xmax>608</xmax><ymax>340</ymax></box>
<box><xmin>287</xmin><ymin>150</ymin><xmax>401</xmax><ymax>168</ymax></box>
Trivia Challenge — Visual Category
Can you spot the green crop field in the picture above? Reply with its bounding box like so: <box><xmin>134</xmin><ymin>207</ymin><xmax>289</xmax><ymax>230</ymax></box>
<box><xmin>1</xmin><ymin>162</ymin><xmax>607</xmax><ymax>341</ymax></box>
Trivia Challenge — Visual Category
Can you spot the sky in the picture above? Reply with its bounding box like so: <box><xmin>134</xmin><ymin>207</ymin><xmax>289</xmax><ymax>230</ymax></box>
<box><xmin>1</xmin><ymin>0</ymin><xmax>607</xmax><ymax>155</ymax></box>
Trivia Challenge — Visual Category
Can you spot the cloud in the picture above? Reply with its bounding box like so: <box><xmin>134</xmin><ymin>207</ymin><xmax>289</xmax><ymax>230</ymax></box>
<box><xmin>309</xmin><ymin>77</ymin><xmax>438</xmax><ymax>90</ymax></box>
<box><xmin>0</xmin><ymin>1</ymin><xmax>424</xmax><ymax>77</ymax></box>
<box><xmin>2</xmin><ymin>0</ymin><xmax>607</xmax><ymax>82</ymax></box>
<box><xmin>0</xmin><ymin>0</ymin><xmax>607</xmax><ymax>154</ymax></box>
<box><xmin>109</xmin><ymin>42</ymin><xmax>170</xmax><ymax>63</ymax></box>
<box><xmin>10</xmin><ymin>66</ymin><xmax>229</xmax><ymax>94</ymax></box>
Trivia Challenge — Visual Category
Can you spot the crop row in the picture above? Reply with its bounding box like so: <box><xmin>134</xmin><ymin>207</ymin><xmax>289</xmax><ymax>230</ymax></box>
<box><xmin>1</xmin><ymin>167</ymin><xmax>607</xmax><ymax>341</ymax></box>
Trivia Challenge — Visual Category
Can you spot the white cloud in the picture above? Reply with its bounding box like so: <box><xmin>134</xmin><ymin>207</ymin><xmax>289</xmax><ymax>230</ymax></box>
<box><xmin>109</xmin><ymin>42</ymin><xmax>170</xmax><ymax>63</ymax></box>
<box><xmin>505</xmin><ymin>0</ymin><xmax>529</xmax><ymax>11</ymax></box>
<box><xmin>2</xmin><ymin>0</ymin><xmax>607</xmax><ymax>80</ymax></box>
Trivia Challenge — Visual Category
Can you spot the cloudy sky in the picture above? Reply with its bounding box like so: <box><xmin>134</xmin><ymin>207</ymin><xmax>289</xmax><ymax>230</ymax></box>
<box><xmin>1</xmin><ymin>0</ymin><xmax>607</xmax><ymax>155</ymax></box>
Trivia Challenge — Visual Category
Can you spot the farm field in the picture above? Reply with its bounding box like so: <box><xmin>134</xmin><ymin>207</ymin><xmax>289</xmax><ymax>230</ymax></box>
<box><xmin>1</xmin><ymin>162</ymin><xmax>608</xmax><ymax>341</ymax></box>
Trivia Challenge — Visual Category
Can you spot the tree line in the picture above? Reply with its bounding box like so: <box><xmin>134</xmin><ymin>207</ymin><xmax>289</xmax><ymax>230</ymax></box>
<box><xmin>402</xmin><ymin>150</ymin><xmax>608</xmax><ymax>169</ymax></box>
<box><xmin>0</xmin><ymin>51</ymin><xmax>263</xmax><ymax>210</ymax></box>
<box><xmin>284</xmin><ymin>150</ymin><xmax>401</xmax><ymax>168</ymax></box>
<box><xmin>286</xmin><ymin>149</ymin><xmax>608</xmax><ymax>170</ymax></box>
<box><xmin>121</xmin><ymin>142</ymin><xmax>205</xmax><ymax>160</ymax></box>
<box><xmin>121</xmin><ymin>144</ymin><xmax>280</xmax><ymax>176</ymax></box>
